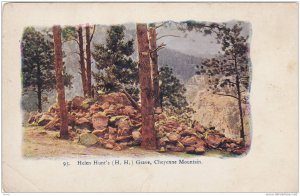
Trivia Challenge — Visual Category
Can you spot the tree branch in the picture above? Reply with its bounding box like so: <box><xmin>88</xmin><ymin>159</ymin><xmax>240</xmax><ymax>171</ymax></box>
<box><xmin>223</xmin><ymin>80</ymin><xmax>236</xmax><ymax>85</ymax></box>
<box><xmin>150</xmin><ymin>43</ymin><xmax>166</xmax><ymax>53</ymax></box>
<box><xmin>74</xmin><ymin>51</ymin><xmax>81</xmax><ymax>56</ymax></box>
<box><xmin>151</xmin><ymin>21</ymin><xmax>168</xmax><ymax>30</ymax></box>
<box><xmin>70</xmin><ymin>38</ymin><xmax>80</xmax><ymax>45</ymax></box>
<box><xmin>156</xmin><ymin>34</ymin><xmax>180</xmax><ymax>40</ymax></box>
<box><xmin>67</xmin><ymin>51</ymin><xmax>80</xmax><ymax>56</ymax></box>
<box><xmin>90</xmin><ymin>24</ymin><xmax>96</xmax><ymax>43</ymax></box>
<box><xmin>213</xmin><ymin>93</ymin><xmax>238</xmax><ymax>99</ymax></box>
<box><xmin>120</xmin><ymin>88</ymin><xmax>141</xmax><ymax>112</ymax></box>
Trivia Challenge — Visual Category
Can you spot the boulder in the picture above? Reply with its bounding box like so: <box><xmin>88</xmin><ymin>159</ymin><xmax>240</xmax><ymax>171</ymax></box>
<box><xmin>109</xmin><ymin>116</ymin><xmax>128</xmax><ymax>125</ymax></box>
<box><xmin>122</xmin><ymin>106</ymin><xmax>135</xmax><ymax>116</ymax></box>
<box><xmin>80</xmin><ymin>98</ymin><xmax>96</xmax><ymax>110</ymax></box>
<box><xmin>119</xmin><ymin>142</ymin><xmax>129</xmax><ymax>149</ymax></box>
<box><xmin>100</xmin><ymin>102</ymin><xmax>110</xmax><ymax>110</ymax></box>
<box><xmin>206</xmin><ymin>134</ymin><xmax>224</xmax><ymax>148</ymax></box>
<box><xmin>75</xmin><ymin>111</ymin><xmax>86</xmax><ymax>118</ymax></box>
<box><xmin>154</xmin><ymin>107</ymin><xmax>162</xmax><ymax>114</ymax></box>
<box><xmin>75</xmin><ymin>117</ymin><xmax>92</xmax><ymax>129</ymax></box>
<box><xmin>116</xmin><ymin>119</ymin><xmax>130</xmax><ymax>132</ymax></box>
<box><xmin>48</xmin><ymin>103</ymin><xmax>59</xmax><ymax>113</ymax></box>
<box><xmin>166</xmin><ymin>144</ymin><xmax>184</xmax><ymax>152</ymax></box>
<box><xmin>92</xmin><ymin>112</ymin><xmax>108</xmax><ymax>130</ymax></box>
<box><xmin>194</xmin><ymin>123</ymin><xmax>205</xmax><ymax>134</ymax></box>
<box><xmin>185</xmin><ymin>146</ymin><xmax>196</xmax><ymax>153</ymax></box>
<box><xmin>97</xmin><ymin>92</ymin><xmax>132</xmax><ymax>106</ymax></box>
<box><xmin>195</xmin><ymin>147</ymin><xmax>205</xmax><ymax>154</ymax></box>
<box><xmin>108</xmin><ymin>134</ymin><xmax>117</xmax><ymax>140</ymax></box>
<box><xmin>232</xmin><ymin>148</ymin><xmax>247</xmax><ymax>155</ymax></box>
<box><xmin>104</xmin><ymin>142</ymin><xmax>114</xmax><ymax>149</ymax></box>
<box><xmin>103</xmin><ymin>133</ymin><xmax>109</xmax><ymax>139</ymax></box>
<box><xmin>229</xmin><ymin>143</ymin><xmax>238</xmax><ymax>149</ymax></box>
<box><xmin>132</xmin><ymin>131</ymin><xmax>141</xmax><ymax>141</ymax></box>
<box><xmin>158</xmin><ymin>136</ymin><xmax>169</xmax><ymax>146</ymax></box>
<box><xmin>28</xmin><ymin>112</ymin><xmax>42</xmax><ymax>124</ymax></box>
<box><xmin>113</xmin><ymin>144</ymin><xmax>123</xmax><ymax>151</ymax></box>
<box><xmin>104</xmin><ymin>109</ymin><xmax>117</xmax><ymax>116</ymax></box>
<box><xmin>116</xmin><ymin>135</ymin><xmax>132</xmax><ymax>143</ymax></box>
<box><xmin>37</xmin><ymin>114</ymin><xmax>54</xmax><ymax>126</ymax></box>
<box><xmin>90</xmin><ymin>103</ymin><xmax>101</xmax><ymax>113</ymax></box>
<box><xmin>233</xmin><ymin>138</ymin><xmax>244</xmax><ymax>145</ymax></box>
<box><xmin>79</xmin><ymin>133</ymin><xmax>98</xmax><ymax>146</ymax></box>
<box><xmin>157</xmin><ymin>131</ymin><xmax>166</xmax><ymax>139</ymax></box>
<box><xmin>176</xmin><ymin>126</ymin><xmax>183</xmax><ymax>132</ymax></box>
<box><xmin>158</xmin><ymin>147</ymin><xmax>166</xmax><ymax>152</ymax></box>
<box><xmin>44</xmin><ymin>118</ymin><xmax>60</xmax><ymax>130</ymax></box>
<box><xmin>180</xmin><ymin>128</ymin><xmax>196</xmax><ymax>137</ymax></box>
<box><xmin>108</xmin><ymin>127</ymin><xmax>117</xmax><ymax>134</ymax></box>
<box><xmin>181</xmin><ymin>136</ymin><xmax>197</xmax><ymax>146</ymax></box>
<box><xmin>167</xmin><ymin>133</ymin><xmax>180</xmax><ymax>142</ymax></box>
<box><xmin>92</xmin><ymin>129</ymin><xmax>107</xmax><ymax>137</ymax></box>
<box><xmin>162</xmin><ymin>126</ymin><xmax>173</xmax><ymax>132</ymax></box>
<box><xmin>193</xmin><ymin>139</ymin><xmax>206</xmax><ymax>153</ymax></box>
<box><xmin>71</xmin><ymin>96</ymin><xmax>85</xmax><ymax>109</ymax></box>
<box><xmin>158</xmin><ymin>113</ymin><xmax>167</xmax><ymax>120</ymax></box>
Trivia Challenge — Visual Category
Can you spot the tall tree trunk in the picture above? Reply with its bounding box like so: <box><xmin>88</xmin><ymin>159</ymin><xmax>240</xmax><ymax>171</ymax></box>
<box><xmin>78</xmin><ymin>26</ymin><xmax>87</xmax><ymax>97</ymax></box>
<box><xmin>149</xmin><ymin>27</ymin><xmax>160</xmax><ymax>108</ymax></box>
<box><xmin>136</xmin><ymin>23</ymin><xmax>156</xmax><ymax>150</ymax></box>
<box><xmin>53</xmin><ymin>25</ymin><xmax>69</xmax><ymax>139</ymax></box>
<box><xmin>85</xmin><ymin>25</ymin><xmax>92</xmax><ymax>97</ymax></box>
<box><xmin>37</xmin><ymin>64</ymin><xmax>42</xmax><ymax>112</ymax></box>
<box><xmin>234</xmin><ymin>56</ymin><xmax>245</xmax><ymax>142</ymax></box>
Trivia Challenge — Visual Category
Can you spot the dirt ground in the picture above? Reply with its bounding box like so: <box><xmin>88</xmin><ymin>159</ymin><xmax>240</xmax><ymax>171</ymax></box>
<box><xmin>22</xmin><ymin>126</ymin><xmax>182</xmax><ymax>158</ymax></box>
<box><xmin>22</xmin><ymin>126</ymin><xmax>231</xmax><ymax>158</ymax></box>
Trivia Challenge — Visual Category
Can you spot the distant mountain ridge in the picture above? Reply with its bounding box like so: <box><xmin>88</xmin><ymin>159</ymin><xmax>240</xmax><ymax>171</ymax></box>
<box><xmin>158</xmin><ymin>47</ymin><xmax>205</xmax><ymax>82</ymax></box>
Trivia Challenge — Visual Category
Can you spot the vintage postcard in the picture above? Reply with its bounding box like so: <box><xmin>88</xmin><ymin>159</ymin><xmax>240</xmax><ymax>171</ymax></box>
<box><xmin>2</xmin><ymin>3</ymin><xmax>298</xmax><ymax>192</ymax></box>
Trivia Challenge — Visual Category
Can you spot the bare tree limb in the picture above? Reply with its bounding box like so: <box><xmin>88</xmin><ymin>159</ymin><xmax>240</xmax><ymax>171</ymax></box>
<box><xmin>74</xmin><ymin>51</ymin><xmax>81</xmax><ymax>56</ymax></box>
<box><xmin>213</xmin><ymin>93</ymin><xmax>238</xmax><ymax>99</ymax></box>
<box><xmin>223</xmin><ymin>80</ymin><xmax>236</xmax><ymax>85</ymax></box>
<box><xmin>69</xmin><ymin>38</ymin><xmax>80</xmax><ymax>45</ymax></box>
<box><xmin>154</xmin><ymin>22</ymin><xmax>167</xmax><ymax>29</ymax></box>
<box><xmin>149</xmin><ymin>22</ymin><xmax>168</xmax><ymax>30</ymax></box>
<box><xmin>120</xmin><ymin>88</ymin><xmax>141</xmax><ymax>112</ymax></box>
<box><xmin>150</xmin><ymin>43</ymin><xmax>166</xmax><ymax>54</ymax></box>
<box><xmin>157</xmin><ymin>34</ymin><xmax>180</xmax><ymax>40</ymax></box>
<box><xmin>90</xmin><ymin>24</ymin><xmax>96</xmax><ymax>43</ymax></box>
<box><xmin>66</xmin><ymin>51</ymin><xmax>80</xmax><ymax>56</ymax></box>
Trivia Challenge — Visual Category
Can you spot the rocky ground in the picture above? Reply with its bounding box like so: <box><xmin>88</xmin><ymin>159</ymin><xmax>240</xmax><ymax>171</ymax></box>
<box><xmin>26</xmin><ymin>92</ymin><xmax>249</xmax><ymax>156</ymax></box>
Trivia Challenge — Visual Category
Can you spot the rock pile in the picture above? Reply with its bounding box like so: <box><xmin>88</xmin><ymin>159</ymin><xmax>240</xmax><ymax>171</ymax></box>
<box><xmin>27</xmin><ymin>92</ymin><xmax>248</xmax><ymax>155</ymax></box>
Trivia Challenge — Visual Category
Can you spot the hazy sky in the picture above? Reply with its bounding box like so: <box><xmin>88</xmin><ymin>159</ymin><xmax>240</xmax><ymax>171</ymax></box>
<box><xmin>155</xmin><ymin>22</ymin><xmax>221</xmax><ymax>56</ymax></box>
<box><xmin>91</xmin><ymin>20</ymin><xmax>250</xmax><ymax>57</ymax></box>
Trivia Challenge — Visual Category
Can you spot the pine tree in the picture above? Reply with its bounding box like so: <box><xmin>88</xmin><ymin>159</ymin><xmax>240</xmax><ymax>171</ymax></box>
<box><xmin>92</xmin><ymin>25</ymin><xmax>139</xmax><ymax>100</ymax></box>
<box><xmin>181</xmin><ymin>21</ymin><xmax>250</xmax><ymax>141</ymax></box>
<box><xmin>159</xmin><ymin>64</ymin><xmax>194</xmax><ymax>118</ymax></box>
<box><xmin>21</xmin><ymin>27</ymin><xmax>72</xmax><ymax>112</ymax></box>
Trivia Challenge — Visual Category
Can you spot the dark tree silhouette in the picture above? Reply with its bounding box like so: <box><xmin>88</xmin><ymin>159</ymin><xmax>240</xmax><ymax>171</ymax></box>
<box><xmin>21</xmin><ymin>27</ymin><xmax>72</xmax><ymax>112</ymax></box>
<box><xmin>159</xmin><ymin>64</ymin><xmax>194</xmax><ymax>117</ymax></box>
<box><xmin>92</xmin><ymin>25</ymin><xmax>139</xmax><ymax>100</ymax></box>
